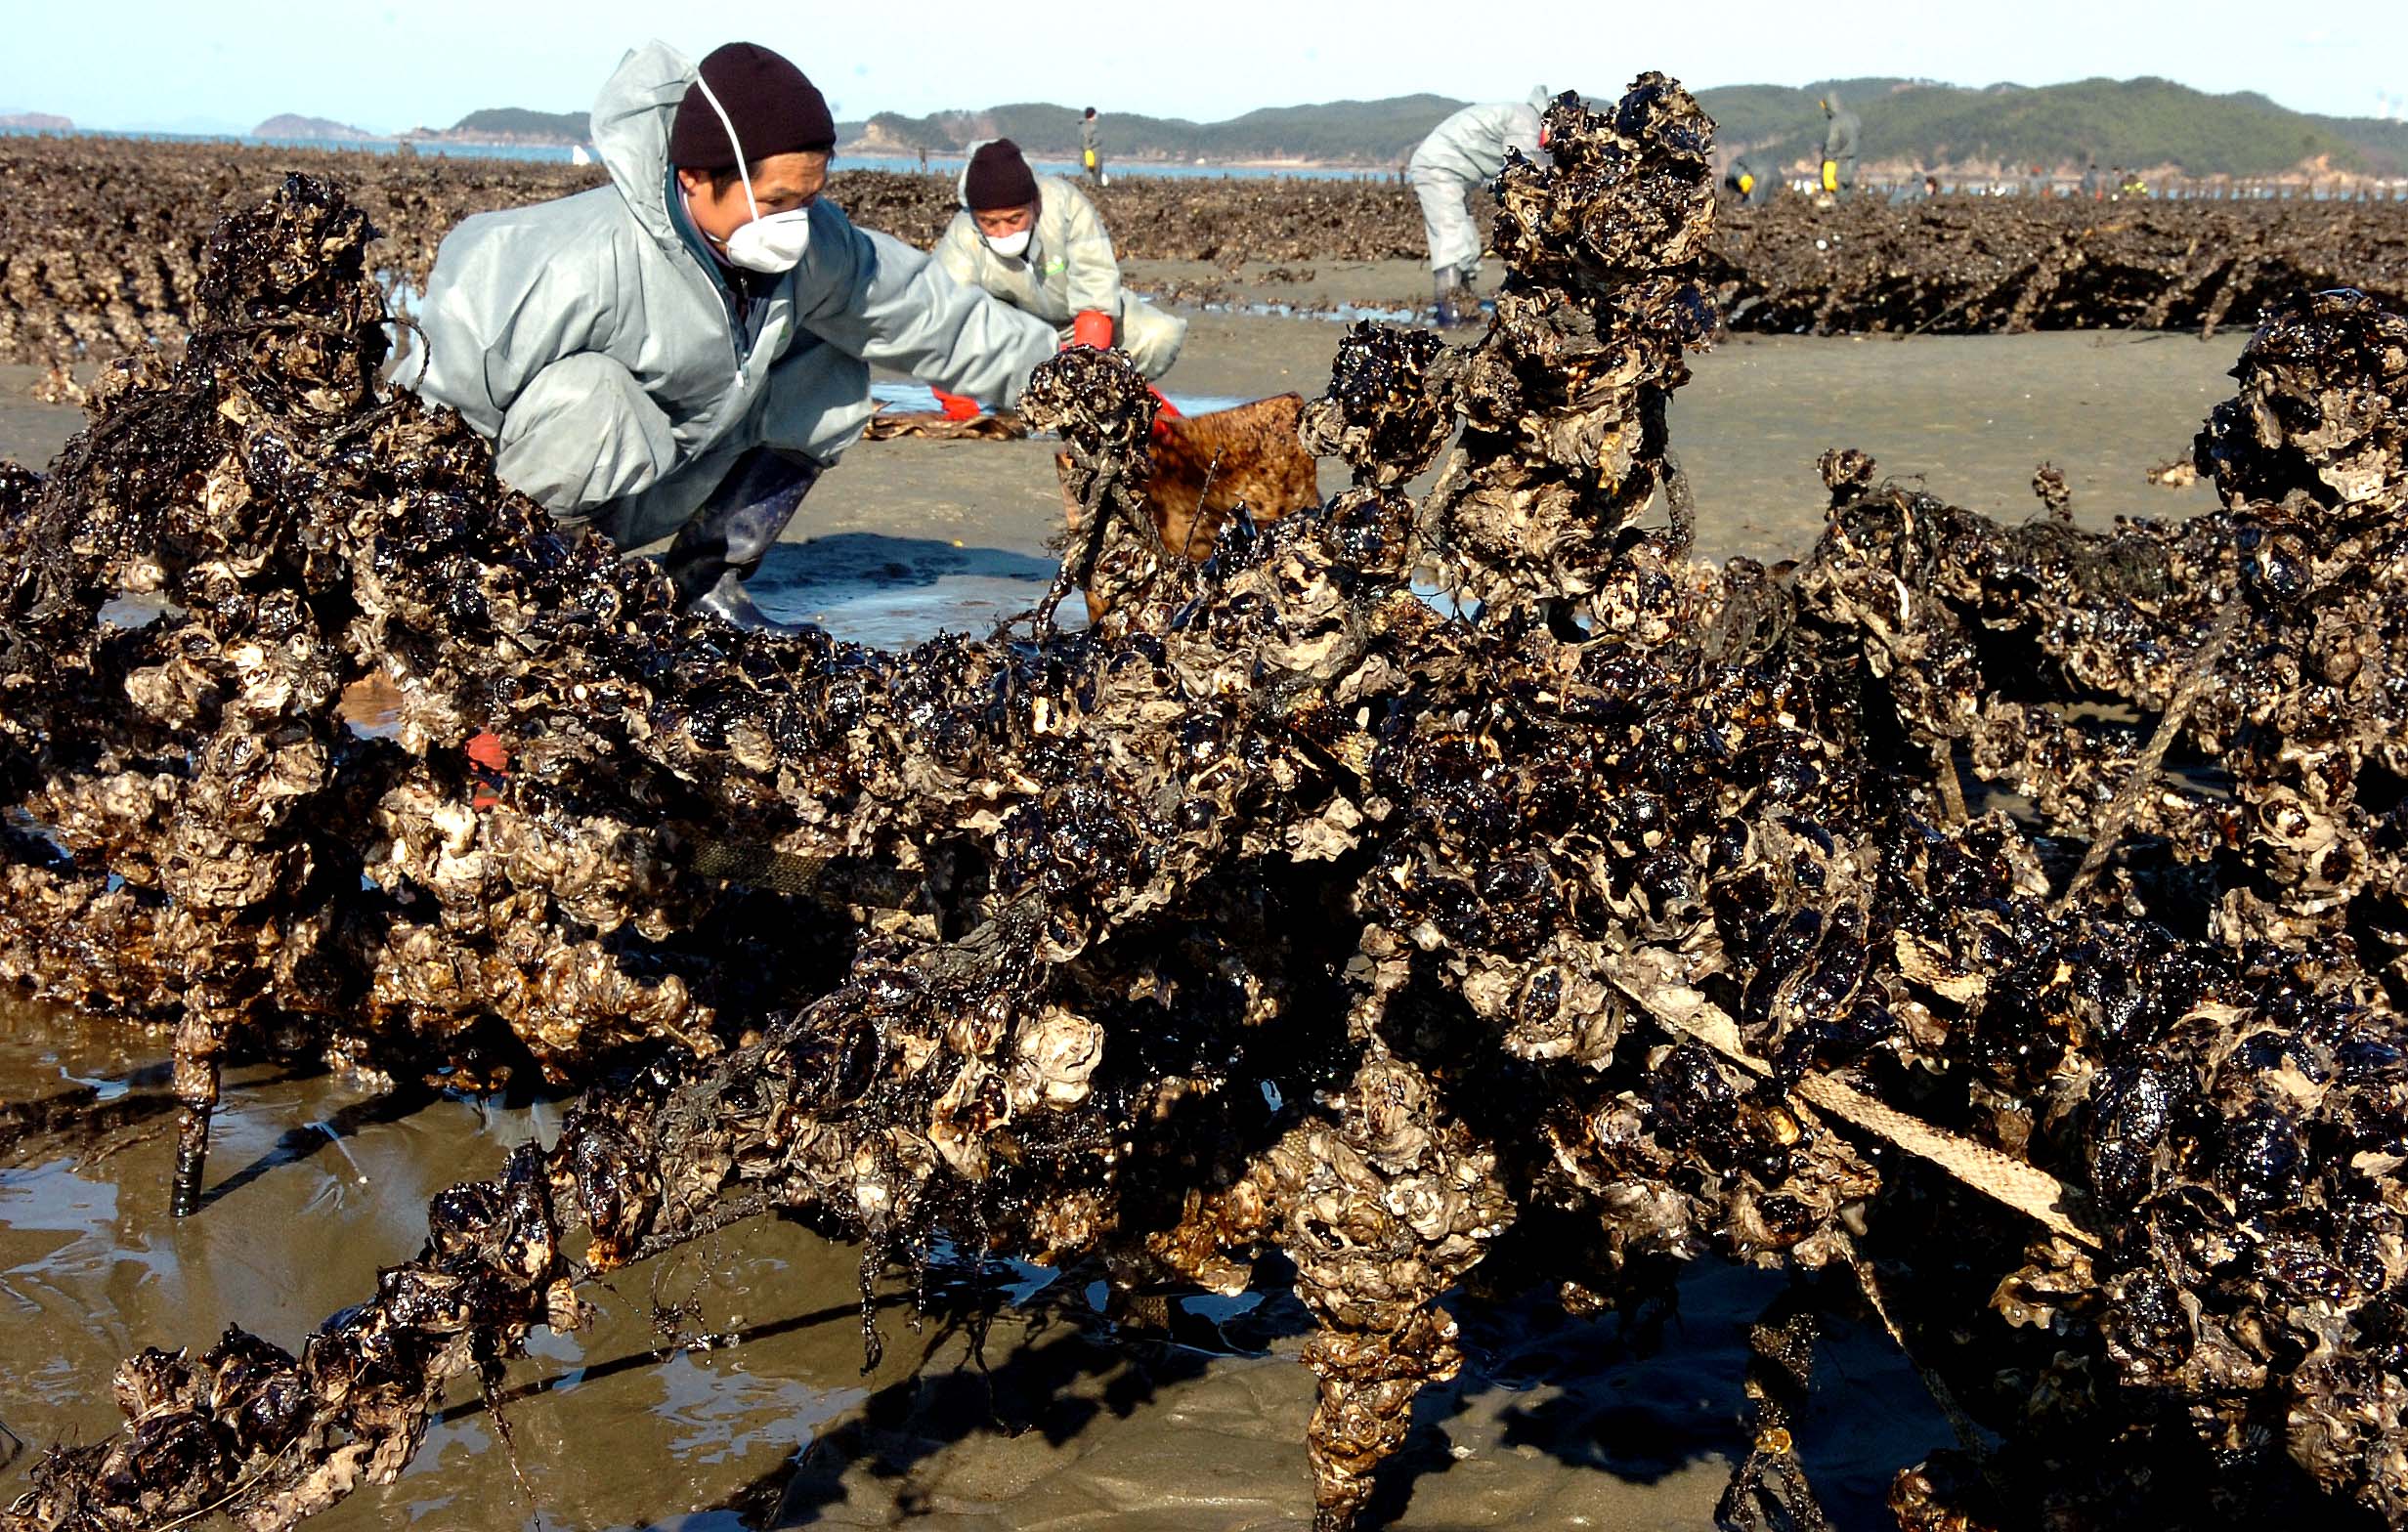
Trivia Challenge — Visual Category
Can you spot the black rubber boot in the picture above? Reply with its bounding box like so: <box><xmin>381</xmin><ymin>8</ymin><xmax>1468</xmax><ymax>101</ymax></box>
<box><xmin>665</xmin><ymin>447</ymin><xmax>822</xmax><ymax>636</ymax></box>
<box><xmin>1433</xmin><ymin>266</ymin><xmax>1476</xmax><ymax>328</ymax></box>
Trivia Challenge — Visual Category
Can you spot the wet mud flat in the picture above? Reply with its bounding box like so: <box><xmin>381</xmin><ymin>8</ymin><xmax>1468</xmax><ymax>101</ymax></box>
<box><xmin>0</xmin><ymin>1000</ymin><xmax>1941</xmax><ymax>1530</ymax></box>
<box><xmin>3</xmin><ymin>323</ymin><xmax>2230</xmax><ymax>643</ymax></box>
<box><xmin>6</xmin><ymin>133</ymin><xmax>2406</xmax><ymax>370</ymax></box>
<box><xmin>766</xmin><ymin>327</ymin><xmax>2232</xmax><ymax>637</ymax></box>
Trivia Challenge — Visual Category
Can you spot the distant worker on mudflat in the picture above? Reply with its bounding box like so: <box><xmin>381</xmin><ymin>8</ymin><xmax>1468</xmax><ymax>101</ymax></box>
<box><xmin>1819</xmin><ymin>91</ymin><xmax>1860</xmax><ymax>196</ymax></box>
<box><xmin>1081</xmin><ymin>106</ymin><xmax>1104</xmax><ymax>186</ymax></box>
<box><xmin>933</xmin><ymin>138</ymin><xmax>1188</xmax><ymax>383</ymax></box>
<box><xmin>2082</xmin><ymin>161</ymin><xmax>2101</xmax><ymax>199</ymax></box>
<box><xmin>1724</xmin><ymin>154</ymin><xmax>1776</xmax><ymax>205</ymax></box>
<box><xmin>1890</xmin><ymin>172</ymin><xmax>1939</xmax><ymax>204</ymax></box>
<box><xmin>1407</xmin><ymin>86</ymin><xmax>1554</xmax><ymax>326</ymax></box>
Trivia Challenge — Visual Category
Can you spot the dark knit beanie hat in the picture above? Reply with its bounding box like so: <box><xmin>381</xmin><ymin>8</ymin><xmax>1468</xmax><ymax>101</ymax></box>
<box><xmin>667</xmin><ymin>43</ymin><xmax>836</xmax><ymax>170</ymax></box>
<box><xmin>965</xmin><ymin>140</ymin><xmax>1040</xmax><ymax>211</ymax></box>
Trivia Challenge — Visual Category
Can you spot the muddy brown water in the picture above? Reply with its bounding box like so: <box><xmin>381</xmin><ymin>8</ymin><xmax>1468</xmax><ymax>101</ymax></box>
<box><xmin>2</xmin><ymin>999</ymin><xmax>1944</xmax><ymax>1530</ymax></box>
<box><xmin>0</xmin><ymin>316</ymin><xmax>2245</xmax><ymax>1526</ymax></box>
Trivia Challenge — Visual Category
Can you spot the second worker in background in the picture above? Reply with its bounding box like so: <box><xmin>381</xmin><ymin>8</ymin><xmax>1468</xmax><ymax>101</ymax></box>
<box><xmin>933</xmin><ymin>138</ymin><xmax>1188</xmax><ymax>385</ymax></box>
<box><xmin>1408</xmin><ymin>87</ymin><xmax>1553</xmax><ymax>327</ymax></box>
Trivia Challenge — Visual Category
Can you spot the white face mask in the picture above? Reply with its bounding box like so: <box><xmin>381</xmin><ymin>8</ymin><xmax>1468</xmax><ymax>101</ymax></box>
<box><xmin>692</xmin><ymin>71</ymin><xmax>812</xmax><ymax>274</ymax></box>
<box><xmin>724</xmin><ymin>207</ymin><xmax>812</xmax><ymax>273</ymax></box>
<box><xmin>984</xmin><ymin>227</ymin><xmax>1031</xmax><ymax>260</ymax></box>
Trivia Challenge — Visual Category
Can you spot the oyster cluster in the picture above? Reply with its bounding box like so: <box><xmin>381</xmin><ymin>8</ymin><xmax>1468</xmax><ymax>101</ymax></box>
<box><xmin>8</xmin><ymin>74</ymin><xmax>2408</xmax><ymax>1532</ymax></box>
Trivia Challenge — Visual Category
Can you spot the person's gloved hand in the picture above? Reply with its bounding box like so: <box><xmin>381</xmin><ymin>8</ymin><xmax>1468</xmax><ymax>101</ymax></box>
<box><xmin>465</xmin><ymin>730</ymin><xmax>510</xmax><ymax>811</ymax></box>
<box><xmin>931</xmin><ymin>388</ymin><xmax>982</xmax><ymax>421</ymax></box>
<box><xmin>1145</xmin><ymin>385</ymin><xmax>1182</xmax><ymax>441</ymax></box>
<box><xmin>1069</xmin><ymin>310</ymin><xmax>1115</xmax><ymax>351</ymax></box>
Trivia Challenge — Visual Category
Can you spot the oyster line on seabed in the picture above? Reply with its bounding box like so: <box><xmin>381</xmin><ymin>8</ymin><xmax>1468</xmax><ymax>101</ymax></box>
<box><xmin>6</xmin><ymin>131</ymin><xmax>2408</xmax><ymax>374</ymax></box>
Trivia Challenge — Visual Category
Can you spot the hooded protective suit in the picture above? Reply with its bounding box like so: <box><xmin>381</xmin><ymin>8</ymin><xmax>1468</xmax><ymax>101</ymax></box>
<box><xmin>410</xmin><ymin>41</ymin><xmax>1057</xmax><ymax>548</ymax></box>
<box><xmin>932</xmin><ymin>153</ymin><xmax>1187</xmax><ymax>378</ymax></box>
<box><xmin>1820</xmin><ymin>91</ymin><xmax>1861</xmax><ymax>194</ymax></box>
<box><xmin>1405</xmin><ymin>87</ymin><xmax>1549</xmax><ymax>275</ymax></box>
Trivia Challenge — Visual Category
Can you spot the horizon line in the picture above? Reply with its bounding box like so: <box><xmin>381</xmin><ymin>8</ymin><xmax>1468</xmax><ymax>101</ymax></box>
<box><xmin>19</xmin><ymin>70</ymin><xmax>2408</xmax><ymax>142</ymax></box>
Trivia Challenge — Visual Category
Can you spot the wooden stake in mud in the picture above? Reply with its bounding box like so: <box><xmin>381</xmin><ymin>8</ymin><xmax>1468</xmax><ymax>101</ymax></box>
<box><xmin>169</xmin><ymin>1012</ymin><xmax>225</xmax><ymax>1216</ymax></box>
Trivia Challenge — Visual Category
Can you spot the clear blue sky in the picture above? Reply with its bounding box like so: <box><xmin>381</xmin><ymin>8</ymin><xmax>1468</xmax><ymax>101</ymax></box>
<box><xmin>4</xmin><ymin>0</ymin><xmax>2402</xmax><ymax>134</ymax></box>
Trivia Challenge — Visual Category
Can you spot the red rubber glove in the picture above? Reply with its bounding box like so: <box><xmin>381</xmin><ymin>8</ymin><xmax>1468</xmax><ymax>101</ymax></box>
<box><xmin>1145</xmin><ymin>386</ymin><xmax>1183</xmax><ymax>442</ymax></box>
<box><xmin>465</xmin><ymin>730</ymin><xmax>510</xmax><ymax>811</ymax></box>
<box><xmin>1070</xmin><ymin>310</ymin><xmax>1115</xmax><ymax>350</ymax></box>
<box><xmin>931</xmin><ymin>388</ymin><xmax>981</xmax><ymax>421</ymax></box>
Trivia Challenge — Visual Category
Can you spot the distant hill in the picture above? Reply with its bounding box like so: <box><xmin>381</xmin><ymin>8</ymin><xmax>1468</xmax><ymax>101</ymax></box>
<box><xmin>416</xmin><ymin>107</ymin><xmax>588</xmax><ymax>147</ymax></box>
<box><xmin>847</xmin><ymin>95</ymin><xmax>1470</xmax><ymax>166</ymax></box>
<box><xmin>0</xmin><ymin>111</ymin><xmax>72</xmax><ymax>131</ymax></box>
<box><xmin>380</xmin><ymin>81</ymin><xmax>2408</xmax><ymax>174</ymax></box>
<box><xmin>254</xmin><ymin>113</ymin><xmax>381</xmax><ymax>141</ymax></box>
<box><xmin>2316</xmin><ymin>112</ymin><xmax>2408</xmax><ymax>177</ymax></box>
<box><xmin>838</xmin><ymin>78</ymin><xmax>2408</xmax><ymax>178</ymax></box>
<box><xmin>1698</xmin><ymin>76</ymin><xmax>2389</xmax><ymax>177</ymax></box>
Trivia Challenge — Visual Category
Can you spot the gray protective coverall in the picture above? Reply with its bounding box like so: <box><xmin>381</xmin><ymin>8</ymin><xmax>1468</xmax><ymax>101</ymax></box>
<box><xmin>1821</xmin><ymin>92</ymin><xmax>1861</xmax><ymax>194</ymax></box>
<box><xmin>1080</xmin><ymin>115</ymin><xmax>1103</xmax><ymax>185</ymax></box>
<box><xmin>933</xmin><ymin>160</ymin><xmax>1187</xmax><ymax>379</ymax></box>
<box><xmin>1725</xmin><ymin>154</ymin><xmax>1776</xmax><ymax>206</ymax></box>
<box><xmin>410</xmin><ymin>41</ymin><xmax>1057</xmax><ymax>549</ymax></box>
<box><xmin>1405</xmin><ymin>88</ymin><xmax>1548</xmax><ymax>276</ymax></box>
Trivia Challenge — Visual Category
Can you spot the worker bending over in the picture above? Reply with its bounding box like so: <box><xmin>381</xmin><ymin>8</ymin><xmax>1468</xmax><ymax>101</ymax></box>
<box><xmin>933</xmin><ymin>138</ymin><xmax>1187</xmax><ymax>381</ymax></box>
<box><xmin>1724</xmin><ymin>154</ymin><xmax>1776</xmax><ymax>205</ymax></box>
<box><xmin>1407</xmin><ymin>87</ymin><xmax>1553</xmax><ymax>326</ymax></box>
<box><xmin>410</xmin><ymin>41</ymin><xmax>1055</xmax><ymax>633</ymax></box>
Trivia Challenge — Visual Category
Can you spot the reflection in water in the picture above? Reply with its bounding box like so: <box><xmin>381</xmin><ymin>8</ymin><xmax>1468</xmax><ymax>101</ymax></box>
<box><xmin>325</xmin><ymin>534</ymin><xmax>1079</xmax><ymax>667</ymax></box>
<box><xmin>870</xmin><ymin>380</ymin><xmax>1252</xmax><ymax>418</ymax></box>
<box><xmin>1194</xmin><ymin>299</ymin><xmax>1427</xmax><ymax>325</ymax></box>
<box><xmin>653</xmin><ymin>1350</ymin><xmax>854</xmax><ymax>1467</ymax></box>
<box><xmin>745</xmin><ymin>532</ymin><xmax>1083</xmax><ymax>645</ymax></box>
